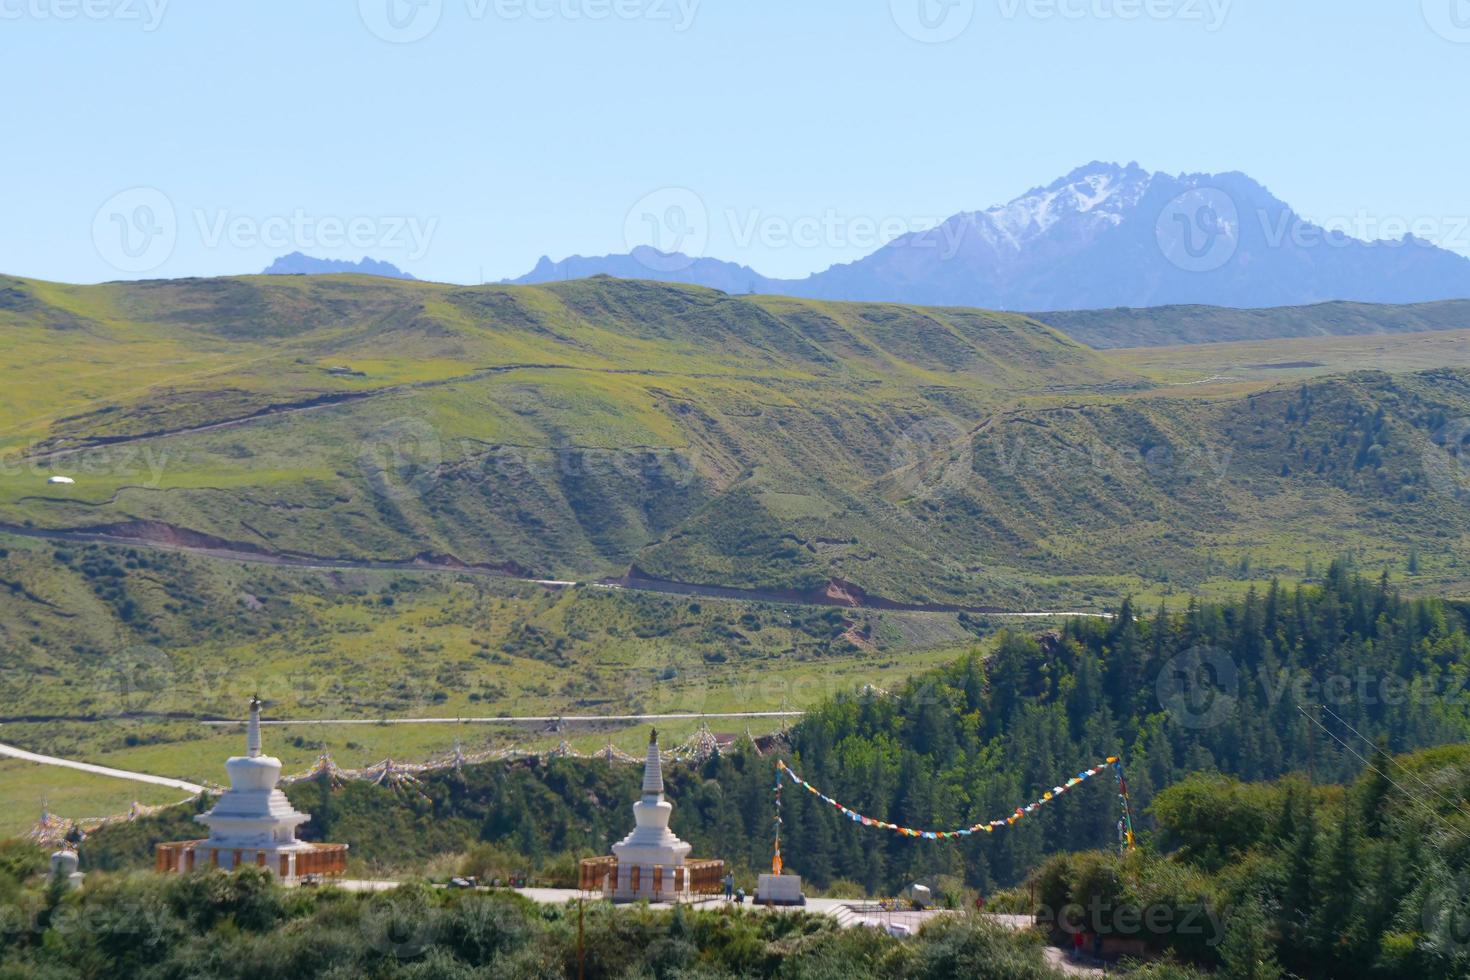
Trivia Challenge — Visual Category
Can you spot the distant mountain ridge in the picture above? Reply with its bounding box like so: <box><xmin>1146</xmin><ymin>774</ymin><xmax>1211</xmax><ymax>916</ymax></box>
<box><xmin>512</xmin><ymin>246</ymin><xmax>778</xmax><ymax>294</ymax></box>
<box><xmin>1033</xmin><ymin>299</ymin><xmax>1470</xmax><ymax>349</ymax></box>
<box><xmin>507</xmin><ymin>162</ymin><xmax>1470</xmax><ymax>311</ymax></box>
<box><xmin>263</xmin><ymin>251</ymin><xmax>415</xmax><ymax>280</ymax></box>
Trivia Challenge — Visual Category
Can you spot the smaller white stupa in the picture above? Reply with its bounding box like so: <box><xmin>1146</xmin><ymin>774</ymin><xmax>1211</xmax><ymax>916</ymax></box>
<box><xmin>609</xmin><ymin>729</ymin><xmax>694</xmax><ymax>901</ymax></box>
<box><xmin>48</xmin><ymin>849</ymin><xmax>84</xmax><ymax>891</ymax></box>
<box><xmin>156</xmin><ymin>697</ymin><xmax>347</xmax><ymax>879</ymax></box>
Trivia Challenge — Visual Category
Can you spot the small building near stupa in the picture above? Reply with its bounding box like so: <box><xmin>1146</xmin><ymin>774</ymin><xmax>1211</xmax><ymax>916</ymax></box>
<box><xmin>580</xmin><ymin>729</ymin><xmax>725</xmax><ymax>902</ymax></box>
<box><xmin>156</xmin><ymin>697</ymin><xmax>348</xmax><ymax>880</ymax></box>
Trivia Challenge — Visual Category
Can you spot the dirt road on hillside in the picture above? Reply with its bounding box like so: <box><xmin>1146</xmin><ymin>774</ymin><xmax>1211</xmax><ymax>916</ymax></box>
<box><xmin>0</xmin><ymin>521</ymin><xmax>1111</xmax><ymax>619</ymax></box>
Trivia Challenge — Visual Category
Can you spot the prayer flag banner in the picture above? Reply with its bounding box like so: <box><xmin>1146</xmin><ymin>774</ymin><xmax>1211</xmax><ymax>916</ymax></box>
<box><xmin>773</xmin><ymin>757</ymin><xmax>1125</xmax><ymax>841</ymax></box>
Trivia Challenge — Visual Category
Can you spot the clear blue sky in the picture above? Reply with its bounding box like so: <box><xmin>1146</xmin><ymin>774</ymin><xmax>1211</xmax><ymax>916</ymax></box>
<box><xmin>2</xmin><ymin>0</ymin><xmax>1466</xmax><ymax>284</ymax></box>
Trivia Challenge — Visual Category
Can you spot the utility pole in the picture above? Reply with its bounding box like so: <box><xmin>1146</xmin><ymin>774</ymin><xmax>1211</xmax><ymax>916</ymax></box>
<box><xmin>577</xmin><ymin>897</ymin><xmax>585</xmax><ymax>980</ymax></box>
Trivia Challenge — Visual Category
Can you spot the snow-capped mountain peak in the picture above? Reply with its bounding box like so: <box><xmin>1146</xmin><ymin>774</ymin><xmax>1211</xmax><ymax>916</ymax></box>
<box><xmin>507</xmin><ymin>161</ymin><xmax>1470</xmax><ymax>311</ymax></box>
<box><xmin>977</xmin><ymin>161</ymin><xmax>1152</xmax><ymax>249</ymax></box>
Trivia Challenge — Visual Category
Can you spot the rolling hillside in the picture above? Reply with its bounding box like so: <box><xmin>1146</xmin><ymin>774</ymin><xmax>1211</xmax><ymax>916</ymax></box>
<box><xmin>5</xmin><ymin>271</ymin><xmax>1470</xmax><ymax>832</ymax></box>
<box><xmin>0</xmin><ymin>272</ymin><xmax>1141</xmax><ymax>594</ymax></box>
<box><xmin>1035</xmin><ymin>298</ymin><xmax>1470</xmax><ymax>349</ymax></box>
<box><xmin>3</xmin><ymin>273</ymin><xmax>1470</xmax><ymax>610</ymax></box>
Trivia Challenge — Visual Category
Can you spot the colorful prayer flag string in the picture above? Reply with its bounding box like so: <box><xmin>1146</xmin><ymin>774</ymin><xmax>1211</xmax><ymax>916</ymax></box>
<box><xmin>773</xmin><ymin>757</ymin><xmax>1122</xmax><ymax>841</ymax></box>
<box><xmin>1115</xmin><ymin>759</ymin><xmax>1137</xmax><ymax>852</ymax></box>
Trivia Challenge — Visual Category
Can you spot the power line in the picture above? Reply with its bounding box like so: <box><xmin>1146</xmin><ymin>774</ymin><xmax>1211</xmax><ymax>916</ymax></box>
<box><xmin>1293</xmin><ymin>704</ymin><xmax>1470</xmax><ymax>847</ymax></box>
<box><xmin>1316</xmin><ymin>702</ymin><xmax>1470</xmax><ymax>820</ymax></box>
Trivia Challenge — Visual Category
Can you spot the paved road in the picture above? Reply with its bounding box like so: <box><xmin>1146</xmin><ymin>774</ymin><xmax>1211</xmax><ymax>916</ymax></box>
<box><xmin>0</xmin><ymin>740</ymin><xmax>206</xmax><ymax>794</ymax></box>
<box><xmin>205</xmin><ymin>711</ymin><xmax>806</xmax><ymax>728</ymax></box>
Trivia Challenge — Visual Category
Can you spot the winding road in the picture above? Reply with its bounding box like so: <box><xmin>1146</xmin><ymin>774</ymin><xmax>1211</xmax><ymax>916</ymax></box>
<box><xmin>0</xmin><ymin>521</ymin><xmax>1110</xmax><ymax>620</ymax></box>
<box><xmin>0</xmin><ymin>739</ymin><xmax>206</xmax><ymax>794</ymax></box>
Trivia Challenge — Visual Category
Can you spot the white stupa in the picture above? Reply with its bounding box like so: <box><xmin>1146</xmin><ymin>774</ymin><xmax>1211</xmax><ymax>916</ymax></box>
<box><xmin>606</xmin><ymin>729</ymin><xmax>696</xmax><ymax>901</ymax></box>
<box><xmin>156</xmin><ymin>697</ymin><xmax>347</xmax><ymax>879</ymax></box>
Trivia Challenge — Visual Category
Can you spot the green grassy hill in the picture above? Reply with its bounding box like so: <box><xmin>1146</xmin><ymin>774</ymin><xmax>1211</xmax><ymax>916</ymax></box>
<box><xmin>1035</xmin><ymin>298</ymin><xmax>1470</xmax><ymax>348</ymax></box>
<box><xmin>5</xmin><ymin>272</ymin><xmax>1470</xmax><ymax>835</ymax></box>
<box><xmin>4</xmin><ymin>274</ymin><xmax>1470</xmax><ymax>611</ymax></box>
<box><xmin>0</xmin><ymin>273</ymin><xmax>1141</xmax><ymax>590</ymax></box>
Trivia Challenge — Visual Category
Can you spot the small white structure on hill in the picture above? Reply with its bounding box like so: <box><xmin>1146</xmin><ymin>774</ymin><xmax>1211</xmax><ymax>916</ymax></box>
<box><xmin>156</xmin><ymin>697</ymin><xmax>347</xmax><ymax>880</ymax></box>
<box><xmin>48</xmin><ymin>849</ymin><xmax>84</xmax><ymax>891</ymax></box>
<box><xmin>611</xmin><ymin>729</ymin><xmax>693</xmax><ymax>900</ymax></box>
<box><xmin>47</xmin><ymin>476</ymin><xmax>74</xmax><ymax>485</ymax></box>
<box><xmin>580</xmin><ymin>729</ymin><xmax>724</xmax><ymax>902</ymax></box>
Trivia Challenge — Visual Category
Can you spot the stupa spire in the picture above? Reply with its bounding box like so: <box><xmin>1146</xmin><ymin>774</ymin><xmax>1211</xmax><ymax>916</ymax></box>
<box><xmin>642</xmin><ymin>727</ymin><xmax>664</xmax><ymax>796</ymax></box>
<box><xmin>607</xmin><ymin>726</ymin><xmax>694</xmax><ymax>900</ymax></box>
<box><xmin>246</xmin><ymin>695</ymin><xmax>262</xmax><ymax>758</ymax></box>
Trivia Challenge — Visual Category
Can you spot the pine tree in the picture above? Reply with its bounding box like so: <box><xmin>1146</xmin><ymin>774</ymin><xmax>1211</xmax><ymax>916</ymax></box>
<box><xmin>1356</xmin><ymin>743</ymin><xmax>1393</xmax><ymax>839</ymax></box>
<box><xmin>1220</xmin><ymin>899</ymin><xmax>1283</xmax><ymax>980</ymax></box>
<box><xmin>1280</xmin><ymin>789</ymin><xmax>1316</xmax><ymax>950</ymax></box>
<box><xmin>1308</xmin><ymin>813</ymin><xmax>1362</xmax><ymax>968</ymax></box>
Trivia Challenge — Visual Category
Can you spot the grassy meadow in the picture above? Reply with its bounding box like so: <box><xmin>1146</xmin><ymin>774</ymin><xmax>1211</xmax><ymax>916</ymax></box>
<box><xmin>5</xmin><ymin>273</ymin><xmax>1470</xmax><ymax>835</ymax></box>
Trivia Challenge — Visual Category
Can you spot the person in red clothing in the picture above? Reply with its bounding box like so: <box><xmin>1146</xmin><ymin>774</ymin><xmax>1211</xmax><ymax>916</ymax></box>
<box><xmin>1072</xmin><ymin>929</ymin><xmax>1087</xmax><ymax>961</ymax></box>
